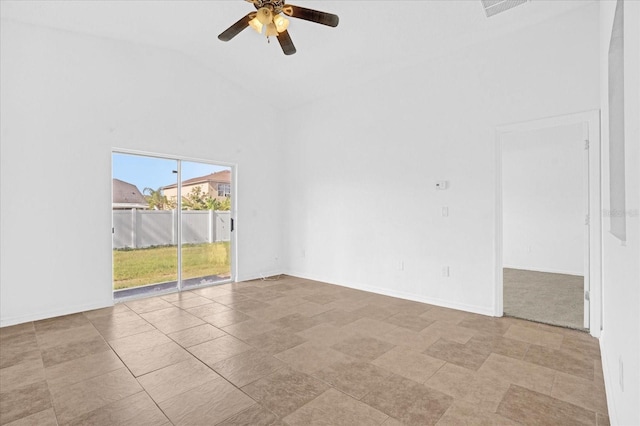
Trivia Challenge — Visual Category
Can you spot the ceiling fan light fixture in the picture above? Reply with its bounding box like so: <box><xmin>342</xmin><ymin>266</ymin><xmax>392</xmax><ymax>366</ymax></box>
<box><xmin>273</xmin><ymin>14</ymin><xmax>289</xmax><ymax>33</ymax></box>
<box><xmin>256</xmin><ymin>7</ymin><xmax>273</xmax><ymax>25</ymax></box>
<box><xmin>265</xmin><ymin>22</ymin><xmax>278</xmax><ymax>37</ymax></box>
<box><xmin>248</xmin><ymin>17</ymin><xmax>263</xmax><ymax>33</ymax></box>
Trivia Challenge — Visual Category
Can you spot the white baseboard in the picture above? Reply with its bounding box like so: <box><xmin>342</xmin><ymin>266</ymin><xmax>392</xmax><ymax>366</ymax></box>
<box><xmin>0</xmin><ymin>300</ymin><xmax>113</xmax><ymax>328</ymax></box>
<box><xmin>283</xmin><ymin>269</ymin><xmax>495</xmax><ymax>317</ymax></box>
<box><xmin>598</xmin><ymin>332</ymin><xmax>616</xmax><ymax>425</ymax></box>
<box><xmin>502</xmin><ymin>265</ymin><xmax>584</xmax><ymax>276</ymax></box>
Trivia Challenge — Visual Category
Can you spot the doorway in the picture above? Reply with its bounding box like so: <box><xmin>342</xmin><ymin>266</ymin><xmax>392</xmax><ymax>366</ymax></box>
<box><xmin>495</xmin><ymin>111</ymin><xmax>602</xmax><ymax>336</ymax></box>
<box><xmin>112</xmin><ymin>152</ymin><xmax>234</xmax><ymax>301</ymax></box>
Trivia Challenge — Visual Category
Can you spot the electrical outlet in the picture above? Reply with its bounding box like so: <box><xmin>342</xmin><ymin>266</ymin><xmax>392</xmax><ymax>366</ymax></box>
<box><xmin>398</xmin><ymin>261</ymin><xmax>404</xmax><ymax>271</ymax></box>
<box><xmin>442</xmin><ymin>266</ymin><xmax>450</xmax><ymax>277</ymax></box>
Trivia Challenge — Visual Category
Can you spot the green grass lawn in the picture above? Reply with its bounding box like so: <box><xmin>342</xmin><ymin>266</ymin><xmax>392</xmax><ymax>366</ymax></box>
<box><xmin>113</xmin><ymin>242</ymin><xmax>230</xmax><ymax>290</ymax></box>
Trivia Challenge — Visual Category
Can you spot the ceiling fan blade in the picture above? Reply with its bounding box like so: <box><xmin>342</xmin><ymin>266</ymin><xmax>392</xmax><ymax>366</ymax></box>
<box><xmin>283</xmin><ymin>5</ymin><xmax>339</xmax><ymax>27</ymax></box>
<box><xmin>218</xmin><ymin>13</ymin><xmax>254</xmax><ymax>42</ymax></box>
<box><xmin>277</xmin><ymin>30</ymin><xmax>296</xmax><ymax>55</ymax></box>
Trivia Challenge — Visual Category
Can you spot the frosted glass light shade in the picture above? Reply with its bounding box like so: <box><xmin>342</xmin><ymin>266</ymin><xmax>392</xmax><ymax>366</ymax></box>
<box><xmin>273</xmin><ymin>14</ymin><xmax>289</xmax><ymax>33</ymax></box>
<box><xmin>256</xmin><ymin>7</ymin><xmax>273</xmax><ymax>25</ymax></box>
<box><xmin>249</xmin><ymin>17</ymin><xmax>263</xmax><ymax>33</ymax></box>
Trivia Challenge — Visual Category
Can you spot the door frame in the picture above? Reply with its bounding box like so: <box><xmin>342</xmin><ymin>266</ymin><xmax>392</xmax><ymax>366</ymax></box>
<box><xmin>493</xmin><ymin>110</ymin><xmax>602</xmax><ymax>337</ymax></box>
<box><xmin>111</xmin><ymin>148</ymin><xmax>238</xmax><ymax>297</ymax></box>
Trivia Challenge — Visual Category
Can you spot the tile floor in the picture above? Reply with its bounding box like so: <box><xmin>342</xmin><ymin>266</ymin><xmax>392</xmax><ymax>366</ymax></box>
<box><xmin>0</xmin><ymin>275</ymin><xmax>609</xmax><ymax>425</ymax></box>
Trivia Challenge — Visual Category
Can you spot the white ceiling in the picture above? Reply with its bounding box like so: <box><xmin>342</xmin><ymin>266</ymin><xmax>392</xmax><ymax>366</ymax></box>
<box><xmin>1</xmin><ymin>0</ymin><xmax>593</xmax><ymax>107</ymax></box>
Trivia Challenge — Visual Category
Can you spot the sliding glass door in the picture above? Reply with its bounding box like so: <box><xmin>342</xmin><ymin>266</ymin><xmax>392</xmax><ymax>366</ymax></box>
<box><xmin>112</xmin><ymin>152</ymin><xmax>233</xmax><ymax>300</ymax></box>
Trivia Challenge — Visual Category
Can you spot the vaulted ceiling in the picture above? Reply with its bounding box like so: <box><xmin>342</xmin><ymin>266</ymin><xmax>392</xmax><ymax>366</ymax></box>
<box><xmin>1</xmin><ymin>0</ymin><xmax>594</xmax><ymax>107</ymax></box>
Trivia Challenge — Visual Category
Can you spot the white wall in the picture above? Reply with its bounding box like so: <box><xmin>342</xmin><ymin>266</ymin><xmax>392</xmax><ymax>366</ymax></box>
<box><xmin>599</xmin><ymin>1</ymin><xmax>640</xmax><ymax>424</ymax></box>
<box><xmin>502</xmin><ymin>123</ymin><xmax>585</xmax><ymax>275</ymax></box>
<box><xmin>282</xmin><ymin>5</ymin><xmax>600</xmax><ymax>315</ymax></box>
<box><xmin>0</xmin><ymin>21</ymin><xmax>284</xmax><ymax>326</ymax></box>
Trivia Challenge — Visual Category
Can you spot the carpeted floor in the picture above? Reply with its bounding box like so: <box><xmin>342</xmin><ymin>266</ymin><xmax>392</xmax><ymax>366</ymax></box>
<box><xmin>503</xmin><ymin>268</ymin><xmax>585</xmax><ymax>330</ymax></box>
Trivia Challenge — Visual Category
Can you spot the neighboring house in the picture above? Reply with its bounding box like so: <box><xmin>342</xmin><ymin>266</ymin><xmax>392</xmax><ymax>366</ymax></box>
<box><xmin>162</xmin><ymin>170</ymin><xmax>231</xmax><ymax>202</ymax></box>
<box><xmin>112</xmin><ymin>178</ymin><xmax>148</xmax><ymax>209</ymax></box>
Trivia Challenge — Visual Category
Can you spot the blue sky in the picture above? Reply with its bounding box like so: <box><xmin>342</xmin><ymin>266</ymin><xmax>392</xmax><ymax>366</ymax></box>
<box><xmin>112</xmin><ymin>153</ymin><xmax>230</xmax><ymax>193</ymax></box>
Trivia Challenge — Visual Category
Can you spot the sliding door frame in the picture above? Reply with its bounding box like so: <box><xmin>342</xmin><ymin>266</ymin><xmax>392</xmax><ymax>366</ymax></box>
<box><xmin>112</xmin><ymin>148</ymin><xmax>237</xmax><ymax>298</ymax></box>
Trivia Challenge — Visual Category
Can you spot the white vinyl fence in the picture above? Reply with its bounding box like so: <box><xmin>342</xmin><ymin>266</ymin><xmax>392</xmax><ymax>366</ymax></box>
<box><xmin>113</xmin><ymin>209</ymin><xmax>230</xmax><ymax>249</ymax></box>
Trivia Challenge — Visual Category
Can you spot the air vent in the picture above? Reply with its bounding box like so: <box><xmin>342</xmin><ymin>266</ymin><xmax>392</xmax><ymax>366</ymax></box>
<box><xmin>481</xmin><ymin>0</ymin><xmax>528</xmax><ymax>17</ymax></box>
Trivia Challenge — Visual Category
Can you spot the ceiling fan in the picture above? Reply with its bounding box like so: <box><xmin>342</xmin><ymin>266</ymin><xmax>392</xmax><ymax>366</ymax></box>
<box><xmin>218</xmin><ymin>0</ymin><xmax>339</xmax><ymax>55</ymax></box>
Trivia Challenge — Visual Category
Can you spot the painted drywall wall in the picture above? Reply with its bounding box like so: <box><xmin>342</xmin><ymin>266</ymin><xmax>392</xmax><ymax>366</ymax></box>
<box><xmin>599</xmin><ymin>1</ymin><xmax>640</xmax><ymax>424</ymax></box>
<box><xmin>0</xmin><ymin>21</ymin><xmax>284</xmax><ymax>326</ymax></box>
<box><xmin>502</xmin><ymin>123</ymin><xmax>585</xmax><ymax>275</ymax></box>
<box><xmin>282</xmin><ymin>4</ymin><xmax>600</xmax><ymax>315</ymax></box>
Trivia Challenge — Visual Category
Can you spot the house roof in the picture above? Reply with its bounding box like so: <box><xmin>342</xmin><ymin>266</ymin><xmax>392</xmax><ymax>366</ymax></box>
<box><xmin>112</xmin><ymin>178</ymin><xmax>147</xmax><ymax>208</ymax></box>
<box><xmin>162</xmin><ymin>170</ymin><xmax>230</xmax><ymax>190</ymax></box>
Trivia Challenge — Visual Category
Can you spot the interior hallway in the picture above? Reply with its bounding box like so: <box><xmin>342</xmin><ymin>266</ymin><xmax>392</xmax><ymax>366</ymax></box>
<box><xmin>0</xmin><ymin>276</ymin><xmax>608</xmax><ymax>425</ymax></box>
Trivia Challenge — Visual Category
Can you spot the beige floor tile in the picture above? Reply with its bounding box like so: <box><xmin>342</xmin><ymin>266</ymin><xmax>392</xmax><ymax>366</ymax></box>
<box><xmin>0</xmin><ymin>358</ymin><xmax>44</xmax><ymax>392</ymax></box>
<box><xmin>159</xmin><ymin>377</ymin><xmax>255</xmax><ymax>425</ymax></box>
<box><xmin>377</xmin><ymin>327</ymin><xmax>441</xmax><ymax>352</ymax></box>
<box><xmin>35</xmin><ymin>323</ymin><xmax>102</xmax><ymax>350</ymax></box>
<box><xmin>350</xmin><ymin>304</ymin><xmax>396</xmax><ymax>321</ymax></box>
<box><xmin>295</xmin><ymin>323</ymin><xmax>357</xmax><ymax>346</ymax></box>
<box><xmin>188</xmin><ymin>334</ymin><xmax>252</xmax><ymax>367</ymax></box>
<box><xmin>34</xmin><ymin>313</ymin><xmax>90</xmax><ymax>334</ymax></box>
<box><xmin>3</xmin><ymin>408</ymin><xmax>57</xmax><ymax>426</ymax></box>
<box><xmin>139</xmin><ymin>306</ymin><xmax>188</xmax><ymax>323</ymax></box>
<box><xmin>242</xmin><ymin>367</ymin><xmax>329</xmax><ymax>418</ymax></box>
<box><xmin>302</xmin><ymin>293</ymin><xmax>340</xmax><ymax>305</ymax></box>
<box><xmin>275</xmin><ymin>341</ymin><xmax>356</xmax><ymax>375</ymax></box>
<box><xmin>372</xmin><ymin>346</ymin><xmax>445</xmax><ymax>383</ymax></box>
<box><xmin>226</xmin><ymin>299</ymin><xmax>272</xmax><ymax>313</ymax></box>
<box><xmin>49</xmin><ymin>367</ymin><xmax>142</xmax><ymax>424</ymax></box>
<box><xmin>244</xmin><ymin>328</ymin><xmax>307</xmax><ymax>355</ymax></box>
<box><xmin>477</xmin><ymin>353</ymin><xmax>557</xmax><ymax>394</ymax></box>
<box><xmin>87</xmin><ymin>309</ymin><xmax>141</xmax><ymax>329</ymax></box>
<box><xmin>291</xmin><ymin>302</ymin><xmax>335</xmax><ymax>317</ymax></box>
<box><xmin>467</xmin><ymin>335</ymin><xmax>529</xmax><ymax>361</ymax></box>
<box><xmin>168</xmin><ymin>323</ymin><xmax>227</xmax><ymax>347</ymax></box>
<box><xmin>184</xmin><ymin>302</ymin><xmax>232</xmax><ymax>318</ymax></box>
<box><xmin>0</xmin><ymin>381</ymin><xmax>51</xmax><ymax>425</ymax></box>
<box><xmin>560</xmin><ymin>332</ymin><xmax>601</xmax><ymax>360</ymax></box>
<box><xmin>40</xmin><ymin>335</ymin><xmax>110</xmax><ymax>368</ymax></box>
<box><xmin>361</xmin><ymin>373</ymin><xmax>453</xmax><ymax>426</ymax></box>
<box><xmin>118</xmin><ymin>341</ymin><xmax>192</xmax><ymax>377</ymax></box>
<box><xmin>381</xmin><ymin>417</ymin><xmax>405</xmax><ymax>426</ymax></box>
<box><xmin>217</xmin><ymin>404</ymin><xmax>285</xmax><ymax>426</ymax></box>
<box><xmin>0</xmin><ymin>323</ymin><xmax>35</xmax><ymax>341</ymax></box>
<box><xmin>457</xmin><ymin>315</ymin><xmax>513</xmax><ymax>336</ymax></box>
<box><xmin>309</xmin><ymin>309</ymin><xmax>360</xmax><ymax>327</ymax></box>
<box><xmin>45</xmin><ymin>349</ymin><xmax>124</xmax><ymax>390</ymax></box>
<box><xmin>125</xmin><ymin>297</ymin><xmax>174</xmax><ymax>314</ymax></box>
<box><xmin>65</xmin><ymin>391</ymin><xmax>170</xmax><ymax>426</ymax></box>
<box><xmin>92</xmin><ymin>316</ymin><xmax>156</xmax><ymax>341</ymax></box>
<box><xmin>597</xmin><ymin>413</ymin><xmax>610</xmax><ymax>426</ymax></box>
<box><xmin>343</xmin><ymin>317</ymin><xmax>398</xmax><ymax>337</ymax></box>
<box><xmin>212</xmin><ymin>349</ymin><xmax>286</xmax><ymax>387</ymax></box>
<box><xmin>271</xmin><ymin>313</ymin><xmax>322</xmax><ymax>332</ymax></box>
<box><xmin>148</xmin><ymin>314</ymin><xmax>205</xmax><ymax>334</ymax></box>
<box><xmin>331</xmin><ymin>335</ymin><xmax>395</xmax><ymax>361</ymax></box>
<box><xmin>138</xmin><ymin>358</ymin><xmax>221</xmax><ymax>403</ymax></box>
<box><xmin>420</xmin><ymin>321</ymin><xmax>477</xmax><ymax>344</ymax></box>
<box><xmin>423</xmin><ymin>339</ymin><xmax>492</xmax><ymax>371</ymax></box>
<box><xmin>191</xmin><ymin>285</ymin><xmax>232</xmax><ymax>299</ymax></box>
<box><xmin>284</xmin><ymin>388</ymin><xmax>389</xmax><ymax>425</ymax></box>
<box><xmin>0</xmin><ymin>344</ymin><xmax>41</xmax><ymax>370</ymax></box>
<box><xmin>171</xmin><ymin>295</ymin><xmax>218</xmax><ymax>310</ymax></box>
<box><xmin>203</xmin><ymin>309</ymin><xmax>252</xmax><ymax>328</ymax></box>
<box><xmin>551</xmin><ymin>372</ymin><xmax>608</xmax><ymax>414</ymax></box>
<box><xmin>161</xmin><ymin>291</ymin><xmax>199</xmax><ymax>303</ymax></box>
<box><xmin>222</xmin><ymin>318</ymin><xmax>279</xmax><ymax>340</ymax></box>
<box><xmin>207</xmin><ymin>293</ymin><xmax>251</xmax><ymax>306</ymax></box>
<box><xmin>313</xmin><ymin>360</ymin><xmax>393</xmax><ymax>400</ymax></box>
<box><xmin>420</xmin><ymin>307</ymin><xmax>469</xmax><ymax>324</ymax></box>
<box><xmin>503</xmin><ymin>325</ymin><xmax>563</xmax><ymax>349</ymax></box>
<box><xmin>386</xmin><ymin>313</ymin><xmax>434</xmax><ymax>332</ymax></box>
<box><xmin>436</xmin><ymin>400</ymin><xmax>520</xmax><ymax>425</ymax></box>
<box><xmin>497</xmin><ymin>384</ymin><xmax>596</xmax><ymax>425</ymax></box>
<box><xmin>108</xmin><ymin>329</ymin><xmax>171</xmax><ymax>354</ymax></box>
<box><xmin>425</xmin><ymin>363</ymin><xmax>511</xmax><ymax>412</ymax></box>
<box><xmin>524</xmin><ymin>344</ymin><xmax>594</xmax><ymax>380</ymax></box>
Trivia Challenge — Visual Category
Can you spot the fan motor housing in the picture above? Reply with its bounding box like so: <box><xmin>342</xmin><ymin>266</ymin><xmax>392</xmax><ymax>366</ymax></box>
<box><xmin>252</xmin><ymin>0</ymin><xmax>285</xmax><ymax>14</ymax></box>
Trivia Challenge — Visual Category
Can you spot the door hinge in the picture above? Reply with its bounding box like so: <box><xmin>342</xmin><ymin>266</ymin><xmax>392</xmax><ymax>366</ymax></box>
<box><xmin>585</xmin><ymin>291</ymin><xmax>590</xmax><ymax>301</ymax></box>
<box><xmin>584</xmin><ymin>214</ymin><xmax>590</xmax><ymax>226</ymax></box>
<box><xmin>112</xmin><ymin>227</ymin><xmax>115</xmax><ymax>234</ymax></box>
<box><xmin>584</xmin><ymin>139</ymin><xmax>590</xmax><ymax>150</ymax></box>
<box><xmin>231</xmin><ymin>218</ymin><xmax>234</xmax><ymax>232</ymax></box>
